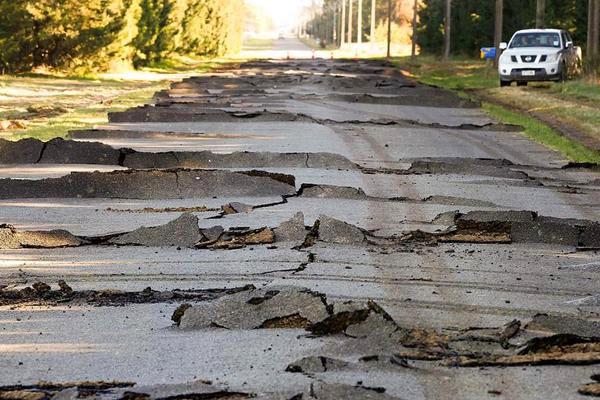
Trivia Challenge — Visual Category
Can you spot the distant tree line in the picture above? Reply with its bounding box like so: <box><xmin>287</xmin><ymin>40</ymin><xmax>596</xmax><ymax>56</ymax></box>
<box><xmin>417</xmin><ymin>0</ymin><xmax>592</xmax><ymax>57</ymax></box>
<box><xmin>0</xmin><ymin>0</ymin><xmax>244</xmax><ymax>73</ymax></box>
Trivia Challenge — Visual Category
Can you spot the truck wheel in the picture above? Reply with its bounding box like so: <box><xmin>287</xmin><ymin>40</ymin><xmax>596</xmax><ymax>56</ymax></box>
<box><xmin>500</xmin><ymin>80</ymin><xmax>511</xmax><ymax>87</ymax></box>
<box><xmin>559</xmin><ymin>63</ymin><xmax>567</xmax><ymax>83</ymax></box>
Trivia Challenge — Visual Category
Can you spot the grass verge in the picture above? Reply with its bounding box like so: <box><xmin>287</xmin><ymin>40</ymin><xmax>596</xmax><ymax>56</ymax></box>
<box><xmin>0</xmin><ymin>57</ymin><xmax>228</xmax><ymax>141</ymax></box>
<box><xmin>483</xmin><ymin>103</ymin><xmax>600</xmax><ymax>163</ymax></box>
<box><xmin>392</xmin><ymin>55</ymin><xmax>600</xmax><ymax>163</ymax></box>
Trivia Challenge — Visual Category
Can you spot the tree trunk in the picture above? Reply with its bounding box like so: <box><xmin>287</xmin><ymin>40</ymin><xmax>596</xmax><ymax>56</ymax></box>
<box><xmin>536</xmin><ymin>0</ymin><xmax>545</xmax><ymax>28</ymax></box>
<box><xmin>371</xmin><ymin>0</ymin><xmax>376</xmax><ymax>43</ymax></box>
<box><xmin>411</xmin><ymin>0</ymin><xmax>418</xmax><ymax>57</ymax></box>
<box><xmin>333</xmin><ymin>4</ymin><xmax>337</xmax><ymax>45</ymax></box>
<box><xmin>494</xmin><ymin>0</ymin><xmax>503</xmax><ymax>67</ymax></box>
<box><xmin>357</xmin><ymin>0</ymin><xmax>363</xmax><ymax>43</ymax></box>
<box><xmin>443</xmin><ymin>0</ymin><xmax>451</xmax><ymax>61</ymax></box>
<box><xmin>348</xmin><ymin>0</ymin><xmax>353</xmax><ymax>44</ymax></box>
<box><xmin>386</xmin><ymin>0</ymin><xmax>392</xmax><ymax>58</ymax></box>
<box><xmin>341</xmin><ymin>0</ymin><xmax>347</xmax><ymax>45</ymax></box>
<box><xmin>593</xmin><ymin>0</ymin><xmax>600</xmax><ymax>57</ymax></box>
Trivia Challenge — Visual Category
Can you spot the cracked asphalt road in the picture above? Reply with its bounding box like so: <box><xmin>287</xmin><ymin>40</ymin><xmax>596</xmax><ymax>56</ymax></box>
<box><xmin>0</xmin><ymin>53</ymin><xmax>599</xmax><ymax>400</ymax></box>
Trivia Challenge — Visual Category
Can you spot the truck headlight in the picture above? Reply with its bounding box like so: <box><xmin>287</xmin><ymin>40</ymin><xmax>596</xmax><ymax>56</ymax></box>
<box><xmin>546</xmin><ymin>53</ymin><xmax>560</xmax><ymax>62</ymax></box>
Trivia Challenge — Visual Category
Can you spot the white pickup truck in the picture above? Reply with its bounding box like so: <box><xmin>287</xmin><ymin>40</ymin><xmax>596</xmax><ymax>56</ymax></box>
<box><xmin>498</xmin><ymin>29</ymin><xmax>582</xmax><ymax>87</ymax></box>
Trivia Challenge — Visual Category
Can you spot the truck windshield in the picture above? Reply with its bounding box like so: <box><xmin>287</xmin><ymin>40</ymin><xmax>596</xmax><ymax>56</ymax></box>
<box><xmin>510</xmin><ymin>32</ymin><xmax>561</xmax><ymax>48</ymax></box>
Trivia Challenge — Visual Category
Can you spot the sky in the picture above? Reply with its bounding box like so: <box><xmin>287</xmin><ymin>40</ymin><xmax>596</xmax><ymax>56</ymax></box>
<box><xmin>245</xmin><ymin>0</ymin><xmax>323</xmax><ymax>31</ymax></box>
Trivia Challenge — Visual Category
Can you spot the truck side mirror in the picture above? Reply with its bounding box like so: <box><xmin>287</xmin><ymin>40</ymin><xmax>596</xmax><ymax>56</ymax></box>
<box><xmin>499</xmin><ymin>42</ymin><xmax>508</xmax><ymax>50</ymax></box>
<box><xmin>566</xmin><ymin>41</ymin><xmax>573</xmax><ymax>48</ymax></box>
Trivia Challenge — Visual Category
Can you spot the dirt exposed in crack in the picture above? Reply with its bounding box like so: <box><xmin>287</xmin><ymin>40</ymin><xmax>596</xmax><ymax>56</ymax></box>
<box><xmin>0</xmin><ymin>381</ymin><xmax>255</xmax><ymax>400</ymax></box>
<box><xmin>0</xmin><ymin>281</ymin><xmax>255</xmax><ymax>307</ymax></box>
<box><xmin>579</xmin><ymin>375</ymin><xmax>600</xmax><ymax>397</ymax></box>
<box><xmin>106</xmin><ymin>206</ymin><xmax>216</xmax><ymax>214</ymax></box>
<box><xmin>4</xmin><ymin>207</ymin><xmax>599</xmax><ymax>250</ymax></box>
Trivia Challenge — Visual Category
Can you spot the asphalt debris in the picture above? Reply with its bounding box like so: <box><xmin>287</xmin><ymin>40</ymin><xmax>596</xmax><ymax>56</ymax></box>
<box><xmin>0</xmin><ymin>281</ymin><xmax>255</xmax><ymax>307</ymax></box>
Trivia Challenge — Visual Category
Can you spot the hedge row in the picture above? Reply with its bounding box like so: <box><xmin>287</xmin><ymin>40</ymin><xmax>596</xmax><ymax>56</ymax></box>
<box><xmin>0</xmin><ymin>0</ymin><xmax>244</xmax><ymax>73</ymax></box>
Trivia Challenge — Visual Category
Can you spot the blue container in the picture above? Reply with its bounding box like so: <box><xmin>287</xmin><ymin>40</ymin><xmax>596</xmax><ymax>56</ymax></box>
<box><xmin>480</xmin><ymin>47</ymin><xmax>497</xmax><ymax>60</ymax></box>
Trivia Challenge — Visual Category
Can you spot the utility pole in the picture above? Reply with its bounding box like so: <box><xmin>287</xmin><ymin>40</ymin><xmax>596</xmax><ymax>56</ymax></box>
<box><xmin>386</xmin><ymin>0</ymin><xmax>392</xmax><ymax>58</ymax></box>
<box><xmin>593</xmin><ymin>0</ymin><xmax>600</xmax><ymax>57</ymax></box>
<box><xmin>348</xmin><ymin>0</ymin><xmax>353</xmax><ymax>44</ymax></box>
<box><xmin>494</xmin><ymin>0</ymin><xmax>503</xmax><ymax>67</ymax></box>
<box><xmin>357</xmin><ymin>0</ymin><xmax>363</xmax><ymax>44</ymax></box>
<box><xmin>443</xmin><ymin>0</ymin><xmax>451</xmax><ymax>61</ymax></box>
<box><xmin>370</xmin><ymin>0</ymin><xmax>376</xmax><ymax>43</ymax></box>
<box><xmin>341</xmin><ymin>0</ymin><xmax>347</xmax><ymax>45</ymax></box>
<box><xmin>411</xmin><ymin>0</ymin><xmax>418</xmax><ymax>57</ymax></box>
<box><xmin>536</xmin><ymin>0</ymin><xmax>545</xmax><ymax>28</ymax></box>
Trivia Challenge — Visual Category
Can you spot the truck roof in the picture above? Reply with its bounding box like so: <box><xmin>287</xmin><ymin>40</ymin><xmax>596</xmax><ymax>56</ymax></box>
<box><xmin>513</xmin><ymin>29</ymin><xmax>563</xmax><ymax>34</ymax></box>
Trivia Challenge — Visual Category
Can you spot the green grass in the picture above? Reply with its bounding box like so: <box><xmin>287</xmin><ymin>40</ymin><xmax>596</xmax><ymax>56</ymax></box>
<box><xmin>7</xmin><ymin>86</ymin><xmax>163</xmax><ymax>141</ymax></box>
<box><xmin>242</xmin><ymin>38</ymin><xmax>275</xmax><ymax>51</ymax></box>
<box><xmin>483</xmin><ymin>102</ymin><xmax>600</xmax><ymax>163</ymax></box>
<box><xmin>392</xmin><ymin>56</ymin><xmax>499</xmax><ymax>89</ymax></box>
<box><xmin>392</xmin><ymin>55</ymin><xmax>600</xmax><ymax>163</ymax></box>
<box><xmin>0</xmin><ymin>59</ymin><xmax>227</xmax><ymax>141</ymax></box>
<box><xmin>546</xmin><ymin>80</ymin><xmax>600</xmax><ymax>103</ymax></box>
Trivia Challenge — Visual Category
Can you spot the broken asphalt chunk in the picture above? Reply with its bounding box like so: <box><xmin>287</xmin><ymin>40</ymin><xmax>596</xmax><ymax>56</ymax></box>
<box><xmin>308</xmin><ymin>300</ymin><xmax>395</xmax><ymax>336</ymax></box>
<box><xmin>524</xmin><ymin>314</ymin><xmax>600</xmax><ymax>338</ymax></box>
<box><xmin>449</xmin><ymin>334</ymin><xmax>600</xmax><ymax>367</ymax></box>
<box><xmin>0</xmin><ymin>169</ymin><xmax>296</xmax><ymax>199</ymax></box>
<box><xmin>299</xmin><ymin>184</ymin><xmax>369</xmax><ymax>200</ymax></box>
<box><xmin>286</xmin><ymin>356</ymin><xmax>350</xmax><ymax>374</ymax></box>
<box><xmin>309</xmin><ymin>383</ymin><xmax>400</xmax><ymax>400</ymax></box>
<box><xmin>123</xmin><ymin>149</ymin><xmax>357</xmax><ymax>170</ymax></box>
<box><xmin>222</xmin><ymin>202</ymin><xmax>254</xmax><ymax>215</ymax></box>
<box><xmin>38</xmin><ymin>138</ymin><xmax>121</xmax><ymax>165</ymax></box>
<box><xmin>406</xmin><ymin>158</ymin><xmax>528</xmax><ymax>179</ymax></box>
<box><xmin>109</xmin><ymin>213</ymin><xmax>201</xmax><ymax>248</ymax></box>
<box><xmin>317</xmin><ymin>215</ymin><xmax>367</xmax><ymax>245</ymax></box>
<box><xmin>440</xmin><ymin>211</ymin><xmax>600</xmax><ymax>247</ymax></box>
<box><xmin>0</xmin><ymin>224</ymin><xmax>84</xmax><ymax>250</ymax></box>
<box><xmin>274</xmin><ymin>212</ymin><xmax>308</xmax><ymax>242</ymax></box>
<box><xmin>177</xmin><ymin>286</ymin><xmax>330</xmax><ymax>330</ymax></box>
<box><xmin>0</xmin><ymin>382</ymin><xmax>135</xmax><ymax>400</ymax></box>
<box><xmin>0</xmin><ymin>138</ymin><xmax>44</xmax><ymax>164</ymax></box>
